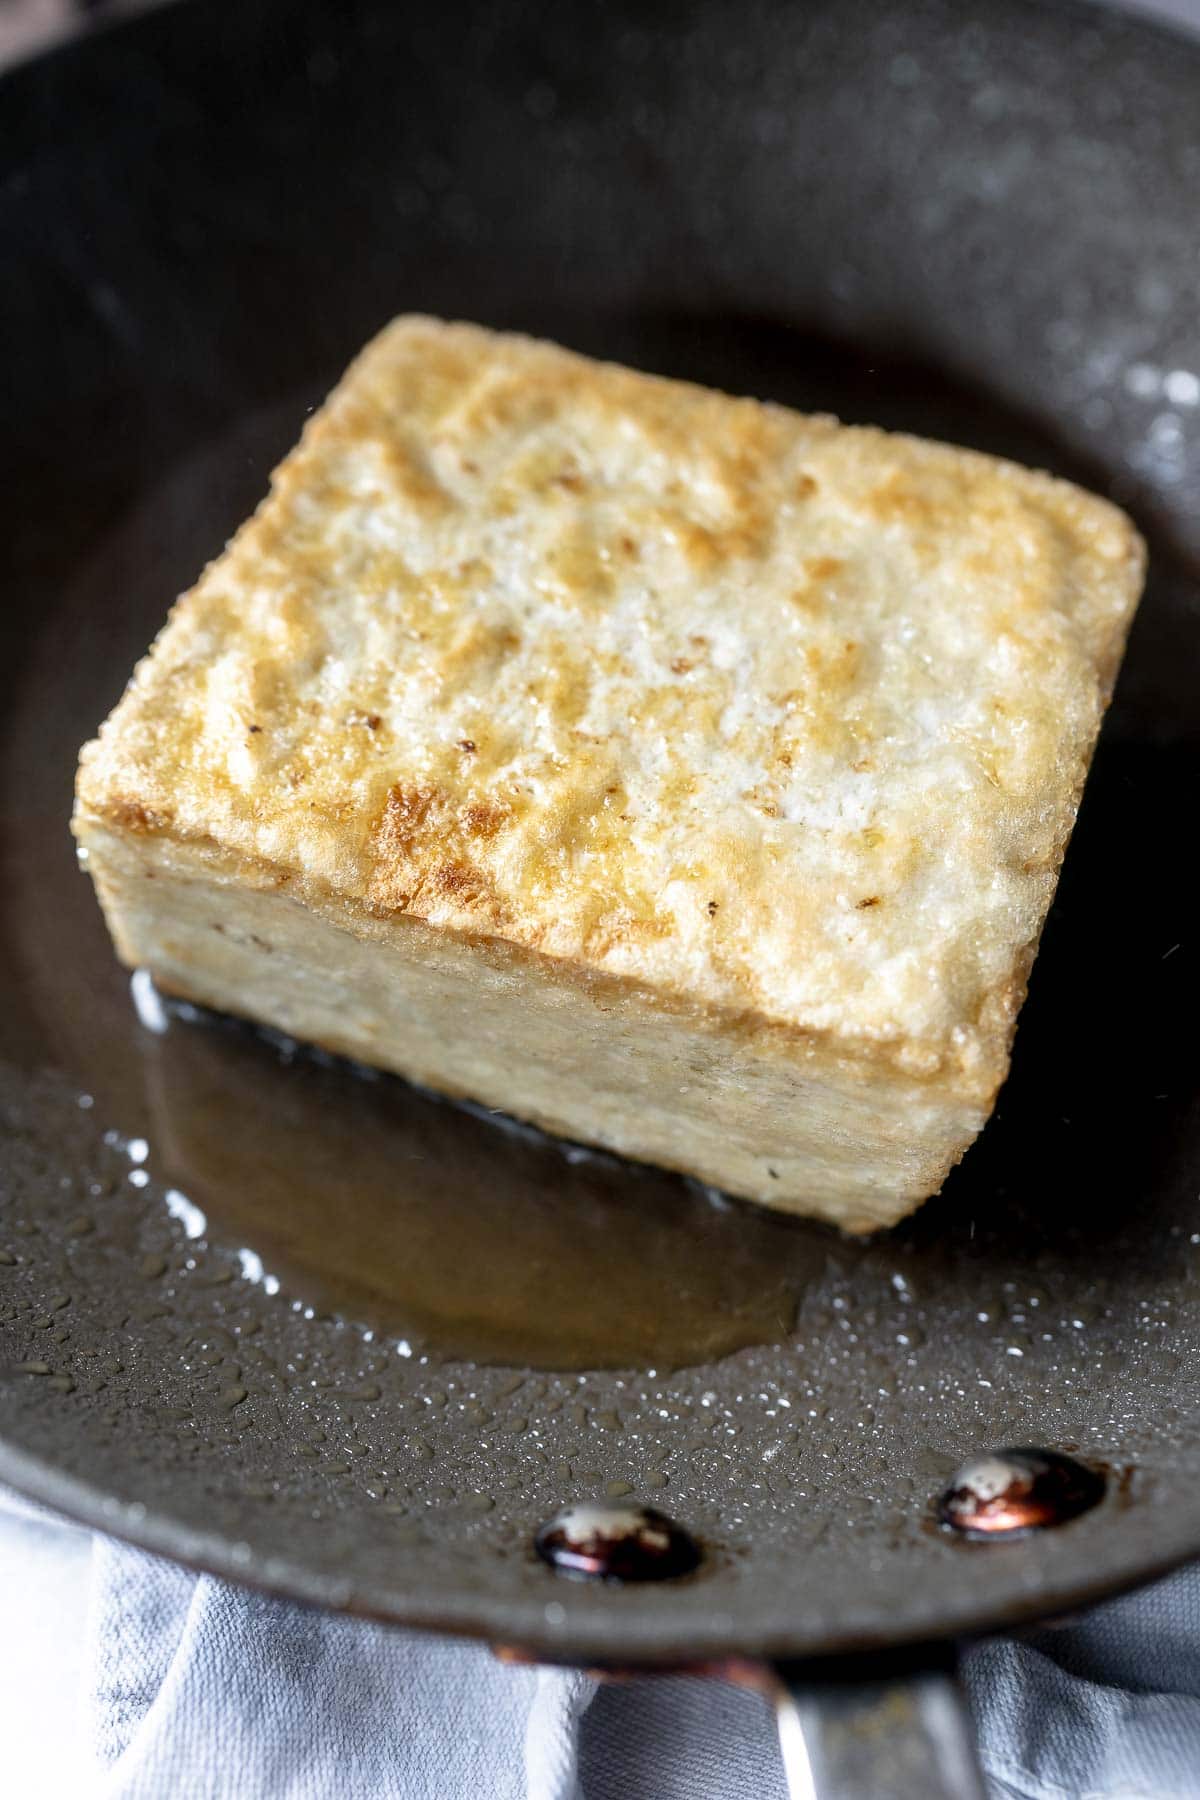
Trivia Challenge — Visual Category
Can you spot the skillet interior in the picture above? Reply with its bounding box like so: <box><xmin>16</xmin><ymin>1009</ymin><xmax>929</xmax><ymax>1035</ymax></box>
<box><xmin>1</xmin><ymin>0</ymin><xmax>1199</xmax><ymax>1664</ymax></box>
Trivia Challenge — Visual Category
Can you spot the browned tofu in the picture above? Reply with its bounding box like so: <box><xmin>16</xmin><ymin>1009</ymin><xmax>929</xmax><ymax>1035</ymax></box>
<box><xmin>74</xmin><ymin>317</ymin><xmax>1145</xmax><ymax>1230</ymax></box>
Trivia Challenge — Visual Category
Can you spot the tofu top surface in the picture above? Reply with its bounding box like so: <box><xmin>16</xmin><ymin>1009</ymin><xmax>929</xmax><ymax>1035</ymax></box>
<box><xmin>76</xmin><ymin>317</ymin><xmax>1145</xmax><ymax>1096</ymax></box>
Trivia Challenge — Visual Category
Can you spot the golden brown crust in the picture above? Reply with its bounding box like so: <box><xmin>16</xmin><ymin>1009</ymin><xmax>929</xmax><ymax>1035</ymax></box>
<box><xmin>75</xmin><ymin>316</ymin><xmax>1146</xmax><ymax>1115</ymax></box>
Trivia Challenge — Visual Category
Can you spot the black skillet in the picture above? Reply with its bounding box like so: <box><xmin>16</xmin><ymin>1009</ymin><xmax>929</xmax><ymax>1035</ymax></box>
<box><xmin>3</xmin><ymin>0</ymin><xmax>1199</xmax><ymax>1791</ymax></box>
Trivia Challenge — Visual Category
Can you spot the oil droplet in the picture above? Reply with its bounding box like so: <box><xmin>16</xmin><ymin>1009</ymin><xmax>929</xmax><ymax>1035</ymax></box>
<box><xmin>535</xmin><ymin>1501</ymin><xmax>702</xmax><ymax>1582</ymax></box>
<box><xmin>938</xmin><ymin>1448</ymin><xmax>1105</xmax><ymax>1538</ymax></box>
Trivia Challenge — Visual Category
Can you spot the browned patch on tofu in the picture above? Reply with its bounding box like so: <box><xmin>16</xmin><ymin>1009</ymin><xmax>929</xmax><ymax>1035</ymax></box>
<box><xmin>461</xmin><ymin>799</ymin><xmax>511</xmax><ymax>839</ymax></box>
<box><xmin>442</xmin><ymin>617</ymin><xmax>524</xmax><ymax>690</ymax></box>
<box><xmin>790</xmin><ymin>557</ymin><xmax>845</xmax><ymax>613</ymax></box>
<box><xmin>433</xmin><ymin>861</ymin><xmax>474</xmax><ymax>896</ymax></box>
<box><xmin>804</xmin><ymin>640</ymin><xmax>860</xmax><ymax>685</ymax></box>
<box><xmin>548</xmin><ymin>535</ymin><xmax>616</xmax><ymax>604</ymax></box>
<box><xmin>862</xmin><ymin>469</ymin><xmax>959</xmax><ymax>538</ymax></box>
<box><xmin>375</xmin><ymin>783</ymin><xmax>442</xmax><ymax>859</ymax></box>
<box><xmin>368</xmin><ymin>782</ymin><xmax>515</xmax><ymax>919</ymax></box>
<box><xmin>431</xmin><ymin>859</ymin><xmax>502</xmax><ymax>914</ymax></box>
<box><xmin>106</xmin><ymin>797</ymin><xmax>174</xmax><ymax>834</ymax></box>
<box><xmin>670</xmin><ymin>516</ymin><xmax>767</xmax><ymax>571</ymax></box>
<box><xmin>372</xmin><ymin>434</ymin><xmax>458</xmax><ymax>516</ymax></box>
<box><xmin>583</xmin><ymin>903</ymin><xmax>673</xmax><ymax>958</ymax></box>
<box><xmin>806</xmin><ymin>556</ymin><xmax>844</xmax><ymax>584</ymax></box>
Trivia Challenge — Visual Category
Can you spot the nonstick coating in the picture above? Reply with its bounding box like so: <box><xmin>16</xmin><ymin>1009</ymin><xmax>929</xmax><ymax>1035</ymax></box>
<box><xmin>2</xmin><ymin>0</ymin><xmax>1199</xmax><ymax>1666</ymax></box>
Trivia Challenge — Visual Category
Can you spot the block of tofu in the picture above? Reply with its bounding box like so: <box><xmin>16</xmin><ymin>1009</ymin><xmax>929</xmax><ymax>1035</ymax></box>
<box><xmin>73</xmin><ymin>317</ymin><xmax>1145</xmax><ymax>1231</ymax></box>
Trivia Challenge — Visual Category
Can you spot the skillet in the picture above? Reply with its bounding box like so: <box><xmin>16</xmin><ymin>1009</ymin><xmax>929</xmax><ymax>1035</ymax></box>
<box><xmin>2</xmin><ymin>0</ymin><xmax>1199</xmax><ymax>1790</ymax></box>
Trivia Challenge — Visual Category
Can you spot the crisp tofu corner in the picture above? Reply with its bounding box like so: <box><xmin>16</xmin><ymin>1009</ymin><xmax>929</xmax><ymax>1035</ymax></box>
<box><xmin>73</xmin><ymin>316</ymin><xmax>1145</xmax><ymax>1230</ymax></box>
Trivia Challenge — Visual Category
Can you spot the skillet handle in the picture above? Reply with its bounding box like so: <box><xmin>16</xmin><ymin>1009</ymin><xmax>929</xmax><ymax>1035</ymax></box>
<box><xmin>769</xmin><ymin>1647</ymin><xmax>986</xmax><ymax>1800</ymax></box>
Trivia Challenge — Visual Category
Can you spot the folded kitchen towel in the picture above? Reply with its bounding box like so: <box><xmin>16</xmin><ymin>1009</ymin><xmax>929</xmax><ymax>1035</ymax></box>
<box><xmin>2</xmin><ymin>1487</ymin><xmax>1199</xmax><ymax>1799</ymax></box>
